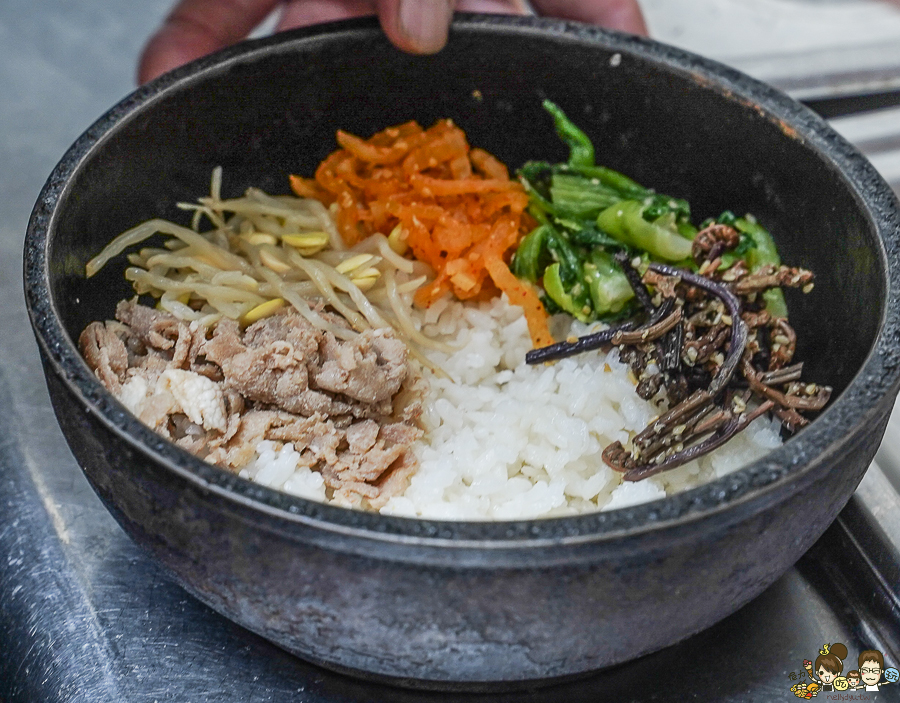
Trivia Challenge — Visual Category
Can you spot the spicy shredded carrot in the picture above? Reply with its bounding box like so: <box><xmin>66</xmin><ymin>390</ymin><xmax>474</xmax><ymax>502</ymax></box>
<box><xmin>290</xmin><ymin>119</ymin><xmax>551</xmax><ymax>347</ymax></box>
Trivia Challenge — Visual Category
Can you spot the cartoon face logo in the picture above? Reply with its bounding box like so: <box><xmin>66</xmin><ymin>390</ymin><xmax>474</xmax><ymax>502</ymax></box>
<box><xmin>833</xmin><ymin>677</ymin><xmax>849</xmax><ymax>691</ymax></box>
<box><xmin>817</xmin><ymin>667</ymin><xmax>835</xmax><ymax>684</ymax></box>
<box><xmin>860</xmin><ymin>664</ymin><xmax>883</xmax><ymax>686</ymax></box>
<box><xmin>885</xmin><ymin>667</ymin><xmax>900</xmax><ymax>683</ymax></box>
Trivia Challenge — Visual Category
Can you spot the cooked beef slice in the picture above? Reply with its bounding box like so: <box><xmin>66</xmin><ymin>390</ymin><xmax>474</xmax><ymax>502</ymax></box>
<box><xmin>80</xmin><ymin>302</ymin><xmax>424</xmax><ymax>509</ymax></box>
<box><xmin>313</xmin><ymin>329</ymin><xmax>408</xmax><ymax>404</ymax></box>
<box><xmin>201</xmin><ymin>313</ymin><xmax>406</xmax><ymax>419</ymax></box>
<box><xmin>201</xmin><ymin>316</ymin><xmax>335</xmax><ymax>417</ymax></box>
<box><xmin>80</xmin><ymin>321</ymin><xmax>129</xmax><ymax>392</ymax></box>
<box><xmin>117</xmin><ymin>299</ymin><xmax>190</xmax><ymax>357</ymax></box>
<box><xmin>116</xmin><ymin>299</ymin><xmax>215</xmax><ymax>376</ymax></box>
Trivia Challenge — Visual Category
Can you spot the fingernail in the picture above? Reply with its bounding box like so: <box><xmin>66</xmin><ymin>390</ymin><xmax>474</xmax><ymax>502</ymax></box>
<box><xmin>399</xmin><ymin>0</ymin><xmax>453</xmax><ymax>53</ymax></box>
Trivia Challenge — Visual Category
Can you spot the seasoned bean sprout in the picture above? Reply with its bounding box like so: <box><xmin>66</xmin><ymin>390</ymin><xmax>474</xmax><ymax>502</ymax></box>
<box><xmin>86</xmin><ymin>167</ymin><xmax>450</xmax><ymax>362</ymax></box>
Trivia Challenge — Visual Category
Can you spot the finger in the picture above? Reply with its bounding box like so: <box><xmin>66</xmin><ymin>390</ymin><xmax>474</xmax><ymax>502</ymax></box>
<box><xmin>276</xmin><ymin>0</ymin><xmax>378</xmax><ymax>31</ymax></box>
<box><xmin>278</xmin><ymin>0</ymin><xmax>526</xmax><ymax>53</ymax></box>
<box><xmin>379</xmin><ymin>0</ymin><xmax>530</xmax><ymax>53</ymax></box>
<box><xmin>138</xmin><ymin>0</ymin><xmax>280</xmax><ymax>83</ymax></box>
<box><xmin>374</xmin><ymin>0</ymin><xmax>455</xmax><ymax>54</ymax></box>
<box><xmin>530</xmin><ymin>0</ymin><xmax>648</xmax><ymax>35</ymax></box>
<box><xmin>456</xmin><ymin>0</ymin><xmax>529</xmax><ymax>12</ymax></box>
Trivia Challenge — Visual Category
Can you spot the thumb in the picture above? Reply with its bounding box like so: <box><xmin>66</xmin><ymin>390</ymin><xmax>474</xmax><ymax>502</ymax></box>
<box><xmin>377</xmin><ymin>0</ymin><xmax>455</xmax><ymax>53</ymax></box>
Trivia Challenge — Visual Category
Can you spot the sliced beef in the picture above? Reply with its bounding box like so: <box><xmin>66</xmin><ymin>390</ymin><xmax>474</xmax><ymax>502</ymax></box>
<box><xmin>367</xmin><ymin>452</ymin><xmax>419</xmax><ymax>510</ymax></box>
<box><xmin>81</xmin><ymin>303</ymin><xmax>425</xmax><ymax>509</ymax></box>
<box><xmin>80</xmin><ymin>321</ymin><xmax>129</xmax><ymax>392</ymax></box>
<box><xmin>207</xmin><ymin>410</ymin><xmax>295</xmax><ymax>469</ymax></box>
<box><xmin>313</xmin><ymin>328</ymin><xmax>408</xmax><ymax>404</ymax></box>
<box><xmin>200</xmin><ymin>311</ymin><xmax>409</xmax><ymax>420</ymax></box>
<box><xmin>116</xmin><ymin>298</ymin><xmax>214</xmax><ymax>375</ymax></box>
<box><xmin>117</xmin><ymin>299</ymin><xmax>189</xmax><ymax>356</ymax></box>
<box><xmin>321</xmin><ymin>420</ymin><xmax>422</xmax><ymax>505</ymax></box>
<box><xmin>201</xmin><ymin>316</ymin><xmax>337</xmax><ymax>418</ymax></box>
<box><xmin>345</xmin><ymin>419</ymin><xmax>379</xmax><ymax>454</ymax></box>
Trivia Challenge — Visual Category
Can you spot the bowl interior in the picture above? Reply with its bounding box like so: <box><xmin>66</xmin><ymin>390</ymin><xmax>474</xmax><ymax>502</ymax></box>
<box><xmin>39</xmin><ymin>17</ymin><xmax>888</xmax><ymax>527</ymax></box>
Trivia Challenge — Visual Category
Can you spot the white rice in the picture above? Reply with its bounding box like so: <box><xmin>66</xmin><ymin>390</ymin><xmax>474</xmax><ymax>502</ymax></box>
<box><xmin>242</xmin><ymin>295</ymin><xmax>783</xmax><ymax>520</ymax></box>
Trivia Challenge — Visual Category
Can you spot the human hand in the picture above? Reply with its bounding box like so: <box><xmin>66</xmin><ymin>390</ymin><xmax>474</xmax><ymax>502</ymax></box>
<box><xmin>138</xmin><ymin>0</ymin><xmax>647</xmax><ymax>84</ymax></box>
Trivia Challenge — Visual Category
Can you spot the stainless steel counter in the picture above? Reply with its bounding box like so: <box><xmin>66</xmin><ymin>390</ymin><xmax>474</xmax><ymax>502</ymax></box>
<box><xmin>2</xmin><ymin>2</ymin><xmax>900</xmax><ymax>700</ymax></box>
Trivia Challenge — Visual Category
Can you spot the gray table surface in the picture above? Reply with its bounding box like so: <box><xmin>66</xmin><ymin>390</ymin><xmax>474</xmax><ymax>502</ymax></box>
<box><xmin>3</xmin><ymin>2</ymin><xmax>900</xmax><ymax>701</ymax></box>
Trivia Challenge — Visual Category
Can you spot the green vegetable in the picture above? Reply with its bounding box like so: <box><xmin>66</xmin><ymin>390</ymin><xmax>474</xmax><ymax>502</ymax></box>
<box><xmin>584</xmin><ymin>250</ymin><xmax>633</xmax><ymax>315</ymax></box>
<box><xmin>737</xmin><ymin>216</ymin><xmax>780</xmax><ymax>269</ymax></box>
<box><xmin>717</xmin><ymin>210</ymin><xmax>738</xmax><ymax>227</ymax></box>
<box><xmin>545</xmin><ymin>228</ymin><xmax>593</xmax><ymax>317</ymax></box>
<box><xmin>512</xmin><ymin>224</ymin><xmax>550</xmax><ymax>282</ymax></box>
<box><xmin>642</xmin><ymin>194</ymin><xmax>691</xmax><ymax>224</ymax></box>
<box><xmin>545</xmin><ymin>228</ymin><xmax>582</xmax><ymax>280</ymax></box>
<box><xmin>596</xmin><ymin>200</ymin><xmax>693</xmax><ymax>262</ymax></box>
<box><xmin>512</xmin><ymin>103</ymin><xmax>695</xmax><ymax>323</ymax></box>
<box><xmin>676</xmin><ymin>220</ymin><xmax>698</xmax><ymax>240</ymax></box>
<box><xmin>567</xmin><ymin>222</ymin><xmax>623</xmax><ymax>250</ymax></box>
<box><xmin>543</xmin><ymin>100</ymin><xmax>595</xmax><ymax>168</ymax></box>
<box><xmin>543</xmin><ymin>263</ymin><xmax>592</xmax><ymax>322</ymax></box>
<box><xmin>561</xmin><ymin>164</ymin><xmax>648</xmax><ymax>199</ymax></box>
<box><xmin>518</xmin><ymin>161</ymin><xmax>554</xmax><ymax>188</ymax></box>
<box><xmin>549</xmin><ymin>174</ymin><xmax>623</xmax><ymax>218</ymax></box>
<box><xmin>736</xmin><ymin>216</ymin><xmax>788</xmax><ymax>317</ymax></box>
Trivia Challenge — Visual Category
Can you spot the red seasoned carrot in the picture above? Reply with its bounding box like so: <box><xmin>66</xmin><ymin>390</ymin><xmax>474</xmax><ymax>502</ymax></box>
<box><xmin>290</xmin><ymin>118</ymin><xmax>552</xmax><ymax>347</ymax></box>
<box><xmin>484</xmin><ymin>256</ymin><xmax>553</xmax><ymax>348</ymax></box>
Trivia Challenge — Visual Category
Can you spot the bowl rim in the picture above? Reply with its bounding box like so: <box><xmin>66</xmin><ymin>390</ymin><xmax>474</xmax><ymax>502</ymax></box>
<box><xmin>23</xmin><ymin>13</ymin><xmax>900</xmax><ymax>548</ymax></box>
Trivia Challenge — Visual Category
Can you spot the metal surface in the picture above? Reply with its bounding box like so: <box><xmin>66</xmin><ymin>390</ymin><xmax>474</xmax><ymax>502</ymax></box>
<box><xmin>832</xmin><ymin>106</ymin><xmax>900</xmax><ymax>193</ymax></box>
<box><xmin>645</xmin><ymin>0</ymin><xmax>900</xmax><ymax>100</ymax></box>
<box><xmin>3</xmin><ymin>1</ymin><xmax>900</xmax><ymax>700</ymax></box>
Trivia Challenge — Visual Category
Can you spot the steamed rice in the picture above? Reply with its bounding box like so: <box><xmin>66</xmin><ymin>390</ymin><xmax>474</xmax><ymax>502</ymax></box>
<box><xmin>241</xmin><ymin>294</ymin><xmax>783</xmax><ymax>520</ymax></box>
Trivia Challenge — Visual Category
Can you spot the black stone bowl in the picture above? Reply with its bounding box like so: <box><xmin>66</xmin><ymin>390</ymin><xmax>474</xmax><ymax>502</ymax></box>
<box><xmin>24</xmin><ymin>14</ymin><xmax>900</xmax><ymax>689</ymax></box>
